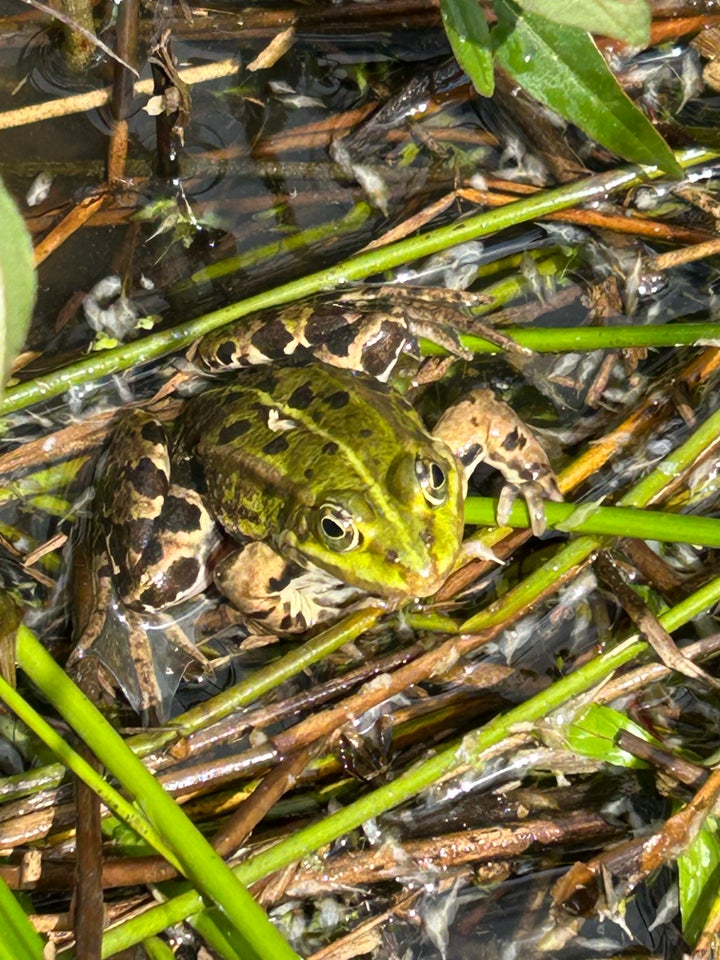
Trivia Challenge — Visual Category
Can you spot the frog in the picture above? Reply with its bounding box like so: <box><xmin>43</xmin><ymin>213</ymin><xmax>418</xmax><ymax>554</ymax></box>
<box><xmin>70</xmin><ymin>286</ymin><xmax>561</xmax><ymax>714</ymax></box>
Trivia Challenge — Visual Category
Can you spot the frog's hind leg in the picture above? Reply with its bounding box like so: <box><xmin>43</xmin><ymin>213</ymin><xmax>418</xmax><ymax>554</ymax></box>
<box><xmin>433</xmin><ymin>389</ymin><xmax>562</xmax><ymax>536</ymax></box>
<box><xmin>98</xmin><ymin>409</ymin><xmax>221</xmax><ymax>611</ymax></box>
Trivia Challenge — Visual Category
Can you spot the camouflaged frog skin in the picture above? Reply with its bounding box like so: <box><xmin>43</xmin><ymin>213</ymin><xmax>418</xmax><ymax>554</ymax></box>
<box><xmin>78</xmin><ymin>288</ymin><xmax>561</xmax><ymax>651</ymax></box>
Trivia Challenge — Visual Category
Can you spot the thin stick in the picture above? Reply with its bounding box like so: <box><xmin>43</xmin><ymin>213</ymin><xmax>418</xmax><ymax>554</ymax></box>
<box><xmin>652</xmin><ymin>237</ymin><xmax>720</xmax><ymax>270</ymax></box>
<box><xmin>34</xmin><ymin>191</ymin><xmax>109</xmax><ymax>265</ymax></box>
<box><xmin>0</xmin><ymin>57</ymin><xmax>239</xmax><ymax>131</ymax></box>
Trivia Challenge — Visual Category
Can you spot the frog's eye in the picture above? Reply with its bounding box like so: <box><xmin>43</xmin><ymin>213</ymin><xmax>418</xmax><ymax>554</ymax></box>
<box><xmin>415</xmin><ymin>456</ymin><xmax>449</xmax><ymax>507</ymax></box>
<box><xmin>317</xmin><ymin>504</ymin><xmax>361</xmax><ymax>552</ymax></box>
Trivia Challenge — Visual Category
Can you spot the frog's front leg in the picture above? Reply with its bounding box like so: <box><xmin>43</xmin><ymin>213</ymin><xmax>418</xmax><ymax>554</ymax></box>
<box><xmin>433</xmin><ymin>389</ymin><xmax>562</xmax><ymax>536</ymax></box>
<box><xmin>214</xmin><ymin>541</ymin><xmax>369</xmax><ymax>633</ymax></box>
<box><xmin>98</xmin><ymin>409</ymin><xmax>220</xmax><ymax>611</ymax></box>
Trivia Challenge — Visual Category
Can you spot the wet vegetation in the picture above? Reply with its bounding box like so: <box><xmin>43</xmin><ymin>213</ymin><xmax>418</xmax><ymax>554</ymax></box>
<box><xmin>3</xmin><ymin>1</ymin><xmax>720</xmax><ymax>957</ymax></box>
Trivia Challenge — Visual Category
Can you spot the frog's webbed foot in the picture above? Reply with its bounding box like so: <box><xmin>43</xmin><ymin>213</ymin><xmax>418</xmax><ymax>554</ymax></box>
<box><xmin>215</xmin><ymin>541</ymin><xmax>368</xmax><ymax>633</ymax></box>
<box><xmin>70</xmin><ymin>593</ymin><xmax>209</xmax><ymax>722</ymax></box>
<box><xmin>433</xmin><ymin>388</ymin><xmax>562</xmax><ymax>537</ymax></box>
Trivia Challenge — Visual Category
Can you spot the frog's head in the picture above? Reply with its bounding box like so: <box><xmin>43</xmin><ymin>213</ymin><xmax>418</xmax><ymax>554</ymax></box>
<box><xmin>280</xmin><ymin>441</ymin><xmax>464</xmax><ymax>600</ymax></box>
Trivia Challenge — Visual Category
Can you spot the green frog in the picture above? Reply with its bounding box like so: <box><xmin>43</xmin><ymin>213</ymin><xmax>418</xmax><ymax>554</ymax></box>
<box><xmin>71</xmin><ymin>288</ymin><xmax>561</xmax><ymax>713</ymax></box>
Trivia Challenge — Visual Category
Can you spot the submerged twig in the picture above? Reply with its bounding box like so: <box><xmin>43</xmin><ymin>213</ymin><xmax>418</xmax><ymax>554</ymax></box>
<box><xmin>0</xmin><ymin>57</ymin><xmax>238</xmax><ymax>131</ymax></box>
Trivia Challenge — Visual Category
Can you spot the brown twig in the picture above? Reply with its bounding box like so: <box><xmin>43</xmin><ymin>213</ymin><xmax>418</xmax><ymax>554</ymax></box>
<box><xmin>260</xmin><ymin>811</ymin><xmax>620</xmax><ymax>903</ymax></box>
<box><xmin>34</xmin><ymin>191</ymin><xmax>109</xmax><ymax>266</ymax></box>
<box><xmin>0</xmin><ymin>58</ymin><xmax>239</xmax><ymax>131</ymax></box>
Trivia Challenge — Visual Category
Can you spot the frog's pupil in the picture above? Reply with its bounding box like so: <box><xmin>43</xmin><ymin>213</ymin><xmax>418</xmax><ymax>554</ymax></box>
<box><xmin>322</xmin><ymin>516</ymin><xmax>344</xmax><ymax>539</ymax></box>
<box><xmin>430</xmin><ymin>463</ymin><xmax>445</xmax><ymax>489</ymax></box>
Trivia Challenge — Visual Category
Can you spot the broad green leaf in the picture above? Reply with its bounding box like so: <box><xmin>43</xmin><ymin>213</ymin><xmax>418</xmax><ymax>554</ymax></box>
<box><xmin>679</xmin><ymin>816</ymin><xmax>720</xmax><ymax>946</ymax></box>
<box><xmin>0</xmin><ymin>179</ymin><xmax>35</xmax><ymax>392</ymax></box>
<box><xmin>0</xmin><ymin>878</ymin><xmax>45</xmax><ymax>959</ymax></box>
<box><xmin>516</xmin><ymin>0</ymin><xmax>650</xmax><ymax>47</ymax></box>
<box><xmin>440</xmin><ymin>0</ymin><xmax>494</xmax><ymax>96</ymax></box>
<box><xmin>564</xmin><ymin>704</ymin><xmax>659</xmax><ymax>767</ymax></box>
<box><xmin>493</xmin><ymin>1</ymin><xmax>682</xmax><ymax>177</ymax></box>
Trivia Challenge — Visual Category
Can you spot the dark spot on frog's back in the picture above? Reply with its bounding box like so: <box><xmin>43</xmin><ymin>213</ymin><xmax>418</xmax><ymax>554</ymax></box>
<box><xmin>169</xmin><ymin>556</ymin><xmax>201</xmax><ymax>589</ymax></box>
<box><xmin>359</xmin><ymin>428</ymin><xmax>373</xmax><ymax>438</ymax></box>
<box><xmin>323</xmin><ymin>390</ymin><xmax>350</xmax><ymax>409</ymax></box>
<box><xmin>217</xmin><ymin>419</ymin><xmax>252</xmax><ymax>445</ymax></box>
<box><xmin>288</xmin><ymin>382</ymin><xmax>314</xmax><ymax>410</ymax></box>
<box><xmin>263</xmin><ymin>434</ymin><xmax>290</xmax><ymax>455</ymax></box>
<box><xmin>253</xmin><ymin>371</ymin><xmax>278</xmax><ymax>395</ymax></box>
<box><xmin>322</xmin><ymin>441</ymin><xmax>339</xmax><ymax>456</ymax></box>
<box><xmin>304</xmin><ymin>305</ymin><xmax>343</xmax><ymax>344</ymax></box>
<box><xmin>324</xmin><ymin>323</ymin><xmax>357</xmax><ymax>358</ymax></box>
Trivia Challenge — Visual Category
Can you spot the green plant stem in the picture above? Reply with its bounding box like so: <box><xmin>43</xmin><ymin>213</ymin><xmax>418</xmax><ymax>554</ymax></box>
<box><xmin>0</xmin><ymin>608</ymin><xmax>384</xmax><ymax>804</ymax></box>
<box><xmin>0</xmin><ymin>667</ymin><xmax>181</xmax><ymax>868</ymax></box>
<box><xmin>2</xmin><ymin>146</ymin><xmax>716</xmax><ymax>418</ymax></box>
<box><xmin>132</xmin><ymin>605</ymin><xmax>384</xmax><ymax>753</ymax></box>
<box><xmin>446</xmin><ymin>321</ymin><xmax>720</xmax><ymax>354</ymax></box>
<box><xmin>99</xmin><ymin>573</ymin><xmax>720</xmax><ymax>956</ymax></box>
<box><xmin>183</xmin><ymin>201</ymin><xmax>373</xmax><ymax>286</ymax></box>
<box><xmin>465</xmin><ymin>497</ymin><xmax>720</xmax><ymax>547</ymax></box>
<box><xmin>620</xmin><ymin>401</ymin><xmax>720</xmax><ymax>509</ymax></box>
<box><xmin>12</xmin><ymin>627</ymin><xmax>299</xmax><ymax>960</ymax></box>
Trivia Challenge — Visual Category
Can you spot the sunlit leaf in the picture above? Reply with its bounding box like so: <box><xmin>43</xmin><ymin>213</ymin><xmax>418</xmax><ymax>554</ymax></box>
<box><xmin>679</xmin><ymin>816</ymin><xmax>720</xmax><ymax>946</ymax></box>
<box><xmin>493</xmin><ymin>1</ymin><xmax>682</xmax><ymax>177</ymax></box>
<box><xmin>0</xmin><ymin>878</ymin><xmax>45</xmax><ymax>959</ymax></box>
<box><xmin>0</xmin><ymin>179</ymin><xmax>35</xmax><ymax>392</ymax></box>
<box><xmin>440</xmin><ymin>0</ymin><xmax>494</xmax><ymax>96</ymax></box>
<box><xmin>516</xmin><ymin>0</ymin><xmax>650</xmax><ymax>47</ymax></box>
<box><xmin>565</xmin><ymin>704</ymin><xmax>659</xmax><ymax>767</ymax></box>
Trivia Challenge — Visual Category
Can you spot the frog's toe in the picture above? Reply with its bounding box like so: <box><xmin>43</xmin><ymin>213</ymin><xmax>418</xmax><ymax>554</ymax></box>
<box><xmin>497</xmin><ymin>479</ymin><xmax>560</xmax><ymax>537</ymax></box>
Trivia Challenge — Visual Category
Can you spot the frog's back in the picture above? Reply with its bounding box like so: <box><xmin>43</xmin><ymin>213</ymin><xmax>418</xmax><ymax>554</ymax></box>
<box><xmin>180</xmin><ymin>363</ymin><xmax>433</xmax><ymax>542</ymax></box>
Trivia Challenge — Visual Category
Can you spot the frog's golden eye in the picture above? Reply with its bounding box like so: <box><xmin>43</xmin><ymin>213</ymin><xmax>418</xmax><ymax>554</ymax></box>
<box><xmin>317</xmin><ymin>504</ymin><xmax>361</xmax><ymax>552</ymax></box>
<box><xmin>415</xmin><ymin>456</ymin><xmax>449</xmax><ymax>507</ymax></box>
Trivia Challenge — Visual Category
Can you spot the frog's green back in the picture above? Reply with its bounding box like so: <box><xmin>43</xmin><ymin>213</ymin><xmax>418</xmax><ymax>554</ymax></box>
<box><xmin>180</xmin><ymin>363</ymin><xmax>464</xmax><ymax>599</ymax></box>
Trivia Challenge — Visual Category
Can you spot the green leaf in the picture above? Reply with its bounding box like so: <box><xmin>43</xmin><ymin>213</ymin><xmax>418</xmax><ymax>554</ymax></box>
<box><xmin>564</xmin><ymin>704</ymin><xmax>659</xmax><ymax>767</ymax></box>
<box><xmin>0</xmin><ymin>878</ymin><xmax>46</xmax><ymax>960</ymax></box>
<box><xmin>516</xmin><ymin>0</ymin><xmax>650</xmax><ymax>47</ymax></box>
<box><xmin>493</xmin><ymin>1</ymin><xmax>682</xmax><ymax>177</ymax></box>
<box><xmin>679</xmin><ymin>816</ymin><xmax>720</xmax><ymax>946</ymax></box>
<box><xmin>0</xmin><ymin>179</ymin><xmax>35</xmax><ymax>392</ymax></box>
<box><xmin>440</xmin><ymin>0</ymin><xmax>494</xmax><ymax>95</ymax></box>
